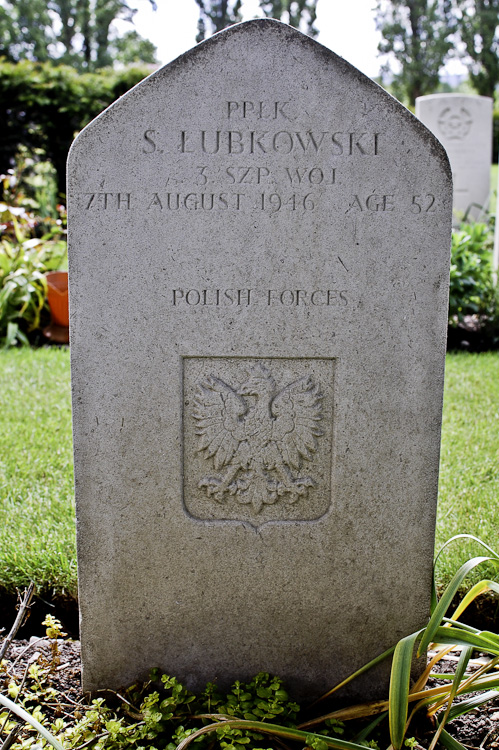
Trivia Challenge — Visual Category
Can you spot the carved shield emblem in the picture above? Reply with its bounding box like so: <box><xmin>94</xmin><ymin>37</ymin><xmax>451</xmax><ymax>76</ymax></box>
<box><xmin>183</xmin><ymin>357</ymin><xmax>334</xmax><ymax>527</ymax></box>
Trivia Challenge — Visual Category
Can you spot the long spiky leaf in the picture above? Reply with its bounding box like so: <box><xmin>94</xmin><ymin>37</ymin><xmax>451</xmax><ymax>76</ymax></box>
<box><xmin>434</xmin><ymin>535</ymin><xmax>499</xmax><ymax>566</ymax></box>
<box><xmin>427</xmin><ymin>646</ymin><xmax>473</xmax><ymax>750</ymax></box>
<box><xmin>451</xmin><ymin>580</ymin><xmax>499</xmax><ymax>622</ymax></box>
<box><xmin>439</xmin><ymin>728</ymin><xmax>468</xmax><ymax>750</ymax></box>
<box><xmin>410</xmin><ymin>645</ymin><xmax>455</xmax><ymax>694</ymax></box>
<box><xmin>418</xmin><ymin>557</ymin><xmax>496</xmax><ymax>656</ymax></box>
<box><xmin>447</xmin><ymin>690</ymin><xmax>499</xmax><ymax>721</ymax></box>
<box><xmin>441</xmin><ymin>617</ymin><xmax>480</xmax><ymax>633</ymax></box>
<box><xmin>353</xmin><ymin>711</ymin><xmax>387</xmax><ymax>742</ymax></box>
<box><xmin>431</xmin><ymin>625</ymin><xmax>499</xmax><ymax>655</ymax></box>
<box><xmin>0</xmin><ymin>694</ymin><xmax>64</xmax><ymax>750</ymax></box>
<box><xmin>309</xmin><ymin>645</ymin><xmax>396</xmax><ymax>705</ymax></box>
<box><xmin>389</xmin><ymin>631</ymin><xmax>421</xmax><ymax>749</ymax></box>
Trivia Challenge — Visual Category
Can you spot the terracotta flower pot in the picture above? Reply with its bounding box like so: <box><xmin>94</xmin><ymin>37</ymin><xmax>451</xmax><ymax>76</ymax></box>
<box><xmin>46</xmin><ymin>271</ymin><xmax>69</xmax><ymax>326</ymax></box>
<box><xmin>44</xmin><ymin>271</ymin><xmax>69</xmax><ymax>344</ymax></box>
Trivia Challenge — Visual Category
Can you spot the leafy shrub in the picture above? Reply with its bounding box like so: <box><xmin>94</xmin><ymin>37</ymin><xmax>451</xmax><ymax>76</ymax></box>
<box><xmin>0</xmin><ymin>59</ymin><xmax>152</xmax><ymax>193</ymax></box>
<box><xmin>0</xmin><ymin>155</ymin><xmax>67</xmax><ymax>347</ymax></box>
<box><xmin>449</xmin><ymin>222</ymin><xmax>495</xmax><ymax>324</ymax></box>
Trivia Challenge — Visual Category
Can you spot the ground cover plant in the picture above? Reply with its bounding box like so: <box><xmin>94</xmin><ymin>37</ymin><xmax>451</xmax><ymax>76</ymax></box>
<box><xmin>1</xmin><ymin>349</ymin><xmax>498</xmax><ymax>603</ymax></box>
<box><xmin>2</xmin><ymin>543</ymin><xmax>499</xmax><ymax>750</ymax></box>
<box><xmin>449</xmin><ymin>223</ymin><xmax>495</xmax><ymax>323</ymax></box>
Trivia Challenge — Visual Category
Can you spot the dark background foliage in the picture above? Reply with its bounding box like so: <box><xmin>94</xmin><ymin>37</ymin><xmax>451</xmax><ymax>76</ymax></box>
<box><xmin>0</xmin><ymin>60</ymin><xmax>151</xmax><ymax>193</ymax></box>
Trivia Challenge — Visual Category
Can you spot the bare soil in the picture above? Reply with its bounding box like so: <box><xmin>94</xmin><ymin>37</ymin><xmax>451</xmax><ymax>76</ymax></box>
<box><xmin>1</xmin><ymin>637</ymin><xmax>499</xmax><ymax>749</ymax></box>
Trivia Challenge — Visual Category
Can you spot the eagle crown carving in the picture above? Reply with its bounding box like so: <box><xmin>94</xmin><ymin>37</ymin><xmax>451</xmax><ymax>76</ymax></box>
<box><xmin>192</xmin><ymin>364</ymin><xmax>324</xmax><ymax>513</ymax></box>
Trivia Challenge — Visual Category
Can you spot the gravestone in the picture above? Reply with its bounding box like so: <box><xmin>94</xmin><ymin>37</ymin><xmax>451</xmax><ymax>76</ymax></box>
<box><xmin>68</xmin><ymin>20</ymin><xmax>452</xmax><ymax>698</ymax></box>
<box><xmin>415</xmin><ymin>94</ymin><xmax>493</xmax><ymax>222</ymax></box>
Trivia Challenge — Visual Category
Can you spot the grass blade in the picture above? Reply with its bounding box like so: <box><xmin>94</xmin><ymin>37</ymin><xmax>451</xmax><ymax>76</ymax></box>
<box><xmin>0</xmin><ymin>693</ymin><xmax>65</xmax><ymax>750</ymax></box>
<box><xmin>389</xmin><ymin>631</ymin><xmax>420</xmax><ymax>750</ymax></box>
<box><xmin>439</xmin><ymin>728</ymin><xmax>468</xmax><ymax>750</ymax></box>
<box><xmin>176</xmin><ymin>719</ymin><xmax>376</xmax><ymax>750</ymax></box>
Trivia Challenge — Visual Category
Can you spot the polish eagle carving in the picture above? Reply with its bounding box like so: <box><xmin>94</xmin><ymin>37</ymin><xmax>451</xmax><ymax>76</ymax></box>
<box><xmin>192</xmin><ymin>364</ymin><xmax>323</xmax><ymax>513</ymax></box>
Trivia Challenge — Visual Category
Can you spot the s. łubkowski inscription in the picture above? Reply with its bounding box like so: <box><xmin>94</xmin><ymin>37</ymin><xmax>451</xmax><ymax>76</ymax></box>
<box><xmin>172</xmin><ymin>289</ymin><xmax>348</xmax><ymax>307</ymax></box>
<box><xmin>142</xmin><ymin>130</ymin><xmax>381</xmax><ymax>156</ymax></box>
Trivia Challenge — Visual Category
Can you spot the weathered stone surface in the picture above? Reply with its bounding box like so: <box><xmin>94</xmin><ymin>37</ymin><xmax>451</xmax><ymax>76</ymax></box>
<box><xmin>416</xmin><ymin>94</ymin><xmax>492</xmax><ymax>222</ymax></box>
<box><xmin>68</xmin><ymin>20</ymin><xmax>452</xmax><ymax>699</ymax></box>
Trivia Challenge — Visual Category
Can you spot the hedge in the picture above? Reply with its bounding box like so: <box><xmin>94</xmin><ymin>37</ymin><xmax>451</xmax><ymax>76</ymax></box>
<box><xmin>0</xmin><ymin>59</ymin><xmax>153</xmax><ymax>195</ymax></box>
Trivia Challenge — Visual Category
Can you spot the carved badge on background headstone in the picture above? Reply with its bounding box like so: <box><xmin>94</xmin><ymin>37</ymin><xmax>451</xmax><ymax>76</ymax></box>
<box><xmin>183</xmin><ymin>357</ymin><xmax>334</xmax><ymax>526</ymax></box>
<box><xmin>437</xmin><ymin>107</ymin><xmax>473</xmax><ymax>140</ymax></box>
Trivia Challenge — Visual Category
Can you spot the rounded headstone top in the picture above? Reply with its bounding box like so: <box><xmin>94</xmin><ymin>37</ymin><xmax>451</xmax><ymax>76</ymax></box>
<box><xmin>69</xmin><ymin>18</ymin><xmax>450</xmax><ymax>180</ymax></box>
<box><xmin>416</xmin><ymin>93</ymin><xmax>493</xmax><ymax>104</ymax></box>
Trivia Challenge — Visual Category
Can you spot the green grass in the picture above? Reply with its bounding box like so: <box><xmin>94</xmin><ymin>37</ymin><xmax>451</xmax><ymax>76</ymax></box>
<box><xmin>435</xmin><ymin>351</ymin><xmax>499</xmax><ymax>587</ymax></box>
<box><xmin>0</xmin><ymin>347</ymin><xmax>76</xmax><ymax>599</ymax></box>
<box><xmin>0</xmin><ymin>349</ymin><xmax>498</xmax><ymax>600</ymax></box>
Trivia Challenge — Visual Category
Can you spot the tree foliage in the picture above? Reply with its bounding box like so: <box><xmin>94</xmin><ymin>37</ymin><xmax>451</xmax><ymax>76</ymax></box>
<box><xmin>194</xmin><ymin>0</ymin><xmax>319</xmax><ymax>41</ymax></box>
<box><xmin>0</xmin><ymin>0</ymin><xmax>54</xmax><ymax>63</ymax></box>
<box><xmin>195</xmin><ymin>0</ymin><xmax>243</xmax><ymax>41</ymax></box>
<box><xmin>258</xmin><ymin>0</ymin><xmax>318</xmax><ymax>37</ymax></box>
<box><xmin>0</xmin><ymin>0</ymin><xmax>158</xmax><ymax>70</ymax></box>
<box><xmin>456</xmin><ymin>0</ymin><xmax>499</xmax><ymax>98</ymax></box>
<box><xmin>376</xmin><ymin>0</ymin><xmax>455</xmax><ymax>105</ymax></box>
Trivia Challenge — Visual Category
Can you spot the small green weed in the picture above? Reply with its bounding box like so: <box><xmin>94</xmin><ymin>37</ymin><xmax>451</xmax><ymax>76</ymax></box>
<box><xmin>41</xmin><ymin>615</ymin><xmax>67</xmax><ymax>670</ymax></box>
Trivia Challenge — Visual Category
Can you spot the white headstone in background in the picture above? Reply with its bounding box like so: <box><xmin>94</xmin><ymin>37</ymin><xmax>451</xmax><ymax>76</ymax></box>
<box><xmin>68</xmin><ymin>20</ymin><xmax>452</xmax><ymax>700</ymax></box>
<box><xmin>416</xmin><ymin>94</ymin><xmax>493</xmax><ymax>222</ymax></box>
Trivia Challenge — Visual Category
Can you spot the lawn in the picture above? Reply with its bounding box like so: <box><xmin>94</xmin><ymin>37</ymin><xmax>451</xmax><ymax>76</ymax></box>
<box><xmin>0</xmin><ymin>348</ymin><xmax>498</xmax><ymax>600</ymax></box>
<box><xmin>0</xmin><ymin>348</ymin><xmax>75</xmax><ymax>599</ymax></box>
<box><xmin>435</xmin><ymin>350</ymin><xmax>499</xmax><ymax>585</ymax></box>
